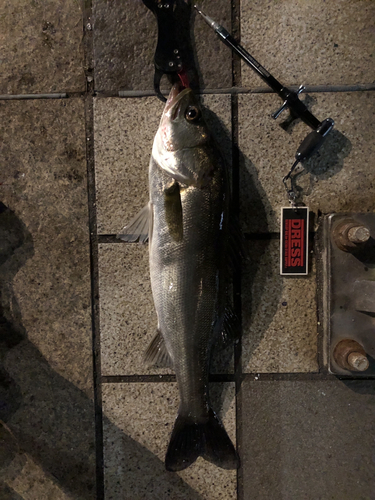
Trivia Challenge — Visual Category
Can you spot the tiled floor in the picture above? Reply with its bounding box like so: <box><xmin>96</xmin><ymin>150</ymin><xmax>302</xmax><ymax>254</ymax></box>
<box><xmin>1</xmin><ymin>1</ymin><xmax>375</xmax><ymax>499</ymax></box>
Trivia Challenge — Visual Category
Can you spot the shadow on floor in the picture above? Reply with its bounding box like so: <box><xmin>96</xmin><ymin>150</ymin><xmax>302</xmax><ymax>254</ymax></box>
<box><xmin>201</xmin><ymin>104</ymin><xmax>280</xmax><ymax>414</ymax></box>
<box><xmin>0</xmin><ymin>203</ymin><xmax>203</xmax><ymax>499</ymax></box>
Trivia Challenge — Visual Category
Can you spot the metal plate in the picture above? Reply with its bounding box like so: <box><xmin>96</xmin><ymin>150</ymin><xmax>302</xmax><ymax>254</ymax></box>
<box><xmin>322</xmin><ymin>213</ymin><xmax>375</xmax><ymax>376</ymax></box>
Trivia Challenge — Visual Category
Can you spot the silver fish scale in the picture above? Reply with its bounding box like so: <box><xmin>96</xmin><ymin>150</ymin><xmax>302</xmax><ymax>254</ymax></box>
<box><xmin>149</xmin><ymin>154</ymin><xmax>228</xmax><ymax>421</ymax></box>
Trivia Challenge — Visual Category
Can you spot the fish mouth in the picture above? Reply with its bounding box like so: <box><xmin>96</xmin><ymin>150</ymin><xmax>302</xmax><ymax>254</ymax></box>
<box><xmin>164</xmin><ymin>84</ymin><xmax>193</xmax><ymax>117</ymax></box>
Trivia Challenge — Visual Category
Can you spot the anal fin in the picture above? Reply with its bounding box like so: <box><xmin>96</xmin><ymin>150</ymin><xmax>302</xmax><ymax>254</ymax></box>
<box><xmin>144</xmin><ymin>329</ymin><xmax>173</xmax><ymax>369</ymax></box>
<box><xmin>117</xmin><ymin>203</ymin><xmax>151</xmax><ymax>243</ymax></box>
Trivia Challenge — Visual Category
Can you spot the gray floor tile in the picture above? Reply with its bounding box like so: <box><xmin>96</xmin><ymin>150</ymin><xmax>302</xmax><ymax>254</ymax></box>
<box><xmin>94</xmin><ymin>94</ymin><xmax>232</xmax><ymax>235</ymax></box>
<box><xmin>0</xmin><ymin>480</ymin><xmax>24</xmax><ymax>500</ymax></box>
<box><xmin>98</xmin><ymin>243</ymin><xmax>161</xmax><ymax>376</ymax></box>
<box><xmin>239</xmin><ymin>378</ymin><xmax>375</xmax><ymax>500</ymax></box>
<box><xmin>103</xmin><ymin>382</ymin><xmax>236</xmax><ymax>500</ymax></box>
<box><xmin>98</xmin><ymin>243</ymin><xmax>234</xmax><ymax>375</ymax></box>
<box><xmin>239</xmin><ymin>92</ymin><xmax>374</xmax><ymax>233</ymax></box>
<box><xmin>242</xmin><ymin>240</ymin><xmax>318</xmax><ymax>374</ymax></box>
<box><xmin>0</xmin><ymin>0</ymin><xmax>85</xmax><ymax>94</ymax></box>
<box><xmin>94</xmin><ymin>96</ymin><xmax>162</xmax><ymax>235</ymax></box>
<box><xmin>0</xmin><ymin>100</ymin><xmax>95</xmax><ymax>498</ymax></box>
<box><xmin>193</xmin><ymin>0</ymin><xmax>232</xmax><ymax>90</ymax></box>
<box><xmin>240</xmin><ymin>0</ymin><xmax>375</xmax><ymax>88</ymax></box>
<box><xmin>93</xmin><ymin>0</ymin><xmax>231</xmax><ymax>92</ymax></box>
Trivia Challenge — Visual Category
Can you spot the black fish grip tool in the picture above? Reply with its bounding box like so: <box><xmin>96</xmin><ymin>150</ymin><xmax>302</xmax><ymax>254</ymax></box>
<box><xmin>142</xmin><ymin>0</ymin><xmax>190</xmax><ymax>101</ymax></box>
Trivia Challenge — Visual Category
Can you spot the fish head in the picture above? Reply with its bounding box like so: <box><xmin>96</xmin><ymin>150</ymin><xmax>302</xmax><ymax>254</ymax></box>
<box><xmin>153</xmin><ymin>84</ymin><xmax>215</xmax><ymax>186</ymax></box>
<box><xmin>159</xmin><ymin>84</ymin><xmax>210</xmax><ymax>152</ymax></box>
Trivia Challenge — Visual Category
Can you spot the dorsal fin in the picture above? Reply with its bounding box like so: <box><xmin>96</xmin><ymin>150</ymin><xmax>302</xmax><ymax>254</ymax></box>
<box><xmin>228</xmin><ymin>216</ymin><xmax>246</xmax><ymax>271</ymax></box>
<box><xmin>222</xmin><ymin>306</ymin><xmax>240</xmax><ymax>344</ymax></box>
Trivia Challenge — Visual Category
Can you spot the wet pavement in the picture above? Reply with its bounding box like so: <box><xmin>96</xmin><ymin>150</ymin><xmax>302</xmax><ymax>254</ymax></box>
<box><xmin>0</xmin><ymin>0</ymin><xmax>375</xmax><ymax>499</ymax></box>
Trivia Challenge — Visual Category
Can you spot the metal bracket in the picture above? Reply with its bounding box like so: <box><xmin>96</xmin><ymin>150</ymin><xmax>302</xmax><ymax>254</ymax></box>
<box><xmin>321</xmin><ymin>213</ymin><xmax>375</xmax><ymax>376</ymax></box>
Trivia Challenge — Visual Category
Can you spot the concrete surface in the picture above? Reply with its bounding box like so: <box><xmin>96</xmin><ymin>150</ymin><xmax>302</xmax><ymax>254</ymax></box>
<box><xmin>239</xmin><ymin>92</ymin><xmax>373</xmax><ymax>233</ymax></box>
<box><xmin>1</xmin><ymin>1</ymin><xmax>375</xmax><ymax>499</ymax></box>
<box><xmin>239</xmin><ymin>378</ymin><xmax>375</xmax><ymax>500</ymax></box>
<box><xmin>102</xmin><ymin>382</ymin><xmax>236</xmax><ymax>500</ymax></box>
<box><xmin>98</xmin><ymin>243</ymin><xmax>234</xmax><ymax>376</ymax></box>
<box><xmin>242</xmin><ymin>240</ymin><xmax>318</xmax><ymax>374</ymax></box>
<box><xmin>0</xmin><ymin>0</ymin><xmax>85</xmax><ymax>94</ymax></box>
<box><xmin>98</xmin><ymin>243</ymin><xmax>161</xmax><ymax>376</ymax></box>
<box><xmin>0</xmin><ymin>101</ymin><xmax>95</xmax><ymax>497</ymax></box>
<box><xmin>93</xmin><ymin>0</ymin><xmax>232</xmax><ymax>92</ymax></box>
<box><xmin>240</xmin><ymin>0</ymin><xmax>375</xmax><ymax>88</ymax></box>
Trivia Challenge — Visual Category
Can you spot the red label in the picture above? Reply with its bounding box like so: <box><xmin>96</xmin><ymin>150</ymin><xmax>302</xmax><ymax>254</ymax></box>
<box><xmin>281</xmin><ymin>208</ymin><xmax>308</xmax><ymax>275</ymax></box>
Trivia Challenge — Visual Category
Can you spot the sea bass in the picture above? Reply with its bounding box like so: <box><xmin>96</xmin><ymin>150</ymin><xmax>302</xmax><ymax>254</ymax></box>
<box><xmin>118</xmin><ymin>84</ymin><xmax>239</xmax><ymax>472</ymax></box>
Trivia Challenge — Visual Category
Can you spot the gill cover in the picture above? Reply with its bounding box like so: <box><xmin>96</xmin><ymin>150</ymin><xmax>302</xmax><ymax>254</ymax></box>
<box><xmin>152</xmin><ymin>85</ymin><xmax>214</xmax><ymax>187</ymax></box>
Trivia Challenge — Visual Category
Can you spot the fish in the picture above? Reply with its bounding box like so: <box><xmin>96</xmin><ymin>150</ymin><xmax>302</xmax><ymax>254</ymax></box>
<box><xmin>118</xmin><ymin>84</ymin><xmax>239</xmax><ymax>472</ymax></box>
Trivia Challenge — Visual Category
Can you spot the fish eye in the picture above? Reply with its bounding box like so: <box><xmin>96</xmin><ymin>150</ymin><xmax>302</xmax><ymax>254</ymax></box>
<box><xmin>185</xmin><ymin>106</ymin><xmax>201</xmax><ymax>122</ymax></box>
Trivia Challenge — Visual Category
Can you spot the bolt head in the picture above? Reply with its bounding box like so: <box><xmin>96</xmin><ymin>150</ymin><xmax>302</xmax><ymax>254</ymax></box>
<box><xmin>347</xmin><ymin>225</ymin><xmax>370</xmax><ymax>244</ymax></box>
<box><xmin>347</xmin><ymin>351</ymin><xmax>369</xmax><ymax>372</ymax></box>
<box><xmin>332</xmin><ymin>219</ymin><xmax>371</xmax><ymax>251</ymax></box>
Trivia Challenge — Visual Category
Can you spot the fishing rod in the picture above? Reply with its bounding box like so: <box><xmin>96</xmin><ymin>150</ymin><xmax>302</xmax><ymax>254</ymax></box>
<box><xmin>195</xmin><ymin>6</ymin><xmax>334</xmax><ymax>176</ymax></box>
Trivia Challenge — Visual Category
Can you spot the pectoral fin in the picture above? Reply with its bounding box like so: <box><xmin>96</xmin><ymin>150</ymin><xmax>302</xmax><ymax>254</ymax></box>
<box><xmin>117</xmin><ymin>203</ymin><xmax>152</xmax><ymax>243</ymax></box>
<box><xmin>164</xmin><ymin>181</ymin><xmax>183</xmax><ymax>242</ymax></box>
<box><xmin>144</xmin><ymin>329</ymin><xmax>173</xmax><ymax>369</ymax></box>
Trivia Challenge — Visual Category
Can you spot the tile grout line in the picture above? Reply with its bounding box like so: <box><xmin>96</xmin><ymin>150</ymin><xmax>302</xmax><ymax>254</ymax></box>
<box><xmin>82</xmin><ymin>2</ymin><xmax>105</xmax><ymax>500</ymax></box>
<box><xmin>101</xmin><ymin>371</ymin><xmax>375</xmax><ymax>382</ymax></box>
<box><xmin>0</xmin><ymin>83</ymin><xmax>373</xmax><ymax>102</ymax></box>
<box><xmin>231</xmin><ymin>0</ymin><xmax>243</xmax><ymax>497</ymax></box>
<box><xmin>232</xmin><ymin>95</ymin><xmax>243</xmax><ymax>500</ymax></box>
<box><xmin>239</xmin><ymin>372</ymin><xmax>375</xmax><ymax>381</ymax></box>
<box><xmin>97</xmin><ymin>231</ymin><xmax>319</xmax><ymax>243</ymax></box>
<box><xmin>0</xmin><ymin>93</ymin><xmax>69</xmax><ymax>100</ymax></box>
<box><xmin>101</xmin><ymin>374</ymin><xmax>237</xmax><ymax>384</ymax></box>
<box><xmin>112</xmin><ymin>83</ymin><xmax>375</xmax><ymax>97</ymax></box>
<box><xmin>85</xmin><ymin>95</ymin><xmax>104</xmax><ymax>499</ymax></box>
<box><xmin>0</xmin><ymin>91</ymin><xmax>89</xmax><ymax>100</ymax></box>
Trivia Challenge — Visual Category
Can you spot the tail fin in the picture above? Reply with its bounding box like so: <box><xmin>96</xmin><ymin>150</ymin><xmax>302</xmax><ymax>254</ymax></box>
<box><xmin>165</xmin><ymin>409</ymin><xmax>239</xmax><ymax>472</ymax></box>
